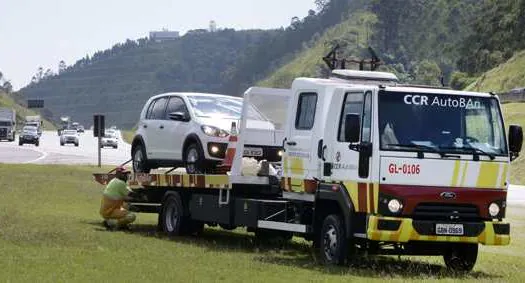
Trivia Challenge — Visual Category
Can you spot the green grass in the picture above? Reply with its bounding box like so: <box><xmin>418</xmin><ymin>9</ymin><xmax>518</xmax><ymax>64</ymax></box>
<box><xmin>0</xmin><ymin>91</ymin><xmax>56</xmax><ymax>130</ymax></box>
<box><xmin>122</xmin><ymin>130</ymin><xmax>134</xmax><ymax>145</ymax></box>
<box><xmin>1</xmin><ymin>164</ymin><xmax>525</xmax><ymax>282</ymax></box>
<box><xmin>502</xmin><ymin>103</ymin><xmax>525</xmax><ymax>184</ymax></box>
<box><xmin>466</xmin><ymin>50</ymin><xmax>525</xmax><ymax>93</ymax></box>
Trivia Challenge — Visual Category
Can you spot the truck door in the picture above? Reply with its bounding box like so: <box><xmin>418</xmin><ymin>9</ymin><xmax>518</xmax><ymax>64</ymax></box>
<box><xmin>284</xmin><ymin>91</ymin><xmax>323</xmax><ymax>191</ymax></box>
<box><xmin>327</xmin><ymin>90</ymin><xmax>374</xmax><ymax>211</ymax></box>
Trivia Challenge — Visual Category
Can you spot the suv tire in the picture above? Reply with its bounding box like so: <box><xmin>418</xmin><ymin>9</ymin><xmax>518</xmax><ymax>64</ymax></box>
<box><xmin>132</xmin><ymin>143</ymin><xmax>151</xmax><ymax>173</ymax></box>
<box><xmin>184</xmin><ymin>143</ymin><xmax>205</xmax><ymax>174</ymax></box>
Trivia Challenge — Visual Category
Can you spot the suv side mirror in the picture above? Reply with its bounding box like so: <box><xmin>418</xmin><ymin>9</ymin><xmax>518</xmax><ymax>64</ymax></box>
<box><xmin>509</xmin><ymin>124</ymin><xmax>523</xmax><ymax>161</ymax></box>
<box><xmin>344</xmin><ymin>114</ymin><xmax>360</xmax><ymax>143</ymax></box>
<box><xmin>168</xmin><ymin>112</ymin><xmax>188</xmax><ymax>122</ymax></box>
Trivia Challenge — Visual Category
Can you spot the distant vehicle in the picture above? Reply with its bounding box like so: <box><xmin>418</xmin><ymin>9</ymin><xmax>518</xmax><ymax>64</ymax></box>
<box><xmin>131</xmin><ymin>92</ymin><xmax>273</xmax><ymax>173</ymax></box>
<box><xmin>24</xmin><ymin>115</ymin><xmax>43</xmax><ymax>136</ymax></box>
<box><xmin>77</xmin><ymin>125</ymin><xmax>85</xmax><ymax>133</ymax></box>
<box><xmin>71</xmin><ymin>122</ymin><xmax>79</xmax><ymax>131</ymax></box>
<box><xmin>0</xmin><ymin>107</ymin><xmax>16</xmax><ymax>142</ymax></box>
<box><xmin>19</xmin><ymin>126</ymin><xmax>39</xmax><ymax>146</ymax></box>
<box><xmin>101</xmin><ymin>130</ymin><xmax>118</xmax><ymax>149</ymax></box>
<box><xmin>60</xmin><ymin>129</ymin><xmax>79</xmax><ymax>146</ymax></box>
<box><xmin>57</xmin><ymin>116</ymin><xmax>71</xmax><ymax>136</ymax></box>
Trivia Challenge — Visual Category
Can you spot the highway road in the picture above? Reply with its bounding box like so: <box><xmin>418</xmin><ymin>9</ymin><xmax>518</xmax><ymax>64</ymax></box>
<box><xmin>0</xmin><ymin>131</ymin><xmax>524</xmax><ymax>205</ymax></box>
<box><xmin>0</xmin><ymin>130</ymin><xmax>130</xmax><ymax>165</ymax></box>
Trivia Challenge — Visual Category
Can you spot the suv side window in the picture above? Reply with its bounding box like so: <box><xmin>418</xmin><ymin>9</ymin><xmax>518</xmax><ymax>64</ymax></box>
<box><xmin>295</xmin><ymin>92</ymin><xmax>317</xmax><ymax>130</ymax></box>
<box><xmin>145</xmin><ymin>100</ymin><xmax>156</xmax><ymax>119</ymax></box>
<box><xmin>150</xmin><ymin>97</ymin><xmax>168</xmax><ymax>120</ymax></box>
<box><xmin>165</xmin><ymin>96</ymin><xmax>189</xmax><ymax>119</ymax></box>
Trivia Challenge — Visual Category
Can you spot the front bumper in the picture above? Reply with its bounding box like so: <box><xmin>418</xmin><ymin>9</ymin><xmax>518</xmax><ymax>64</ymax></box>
<box><xmin>367</xmin><ymin>215</ymin><xmax>510</xmax><ymax>246</ymax></box>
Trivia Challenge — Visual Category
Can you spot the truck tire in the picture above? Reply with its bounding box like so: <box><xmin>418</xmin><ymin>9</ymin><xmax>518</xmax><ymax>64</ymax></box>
<box><xmin>160</xmin><ymin>193</ymin><xmax>186</xmax><ymax>236</ymax></box>
<box><xmin>319</xmin><ymin>214</ymin><xmax>347</xmax><ymax>266</ymax></box>
<box><xmin>443</xmin><ymin>243</ymin><xmax>478</xmax><ymax>272</ymax></box>
<box><xmin>132</xmin><ymin>144</ymin><xmax>150</xmax><ymax>173</ymax></box>
<box><xmin>75</xmin><ymin>143</ymin><xmax>79</xmax><ymax>147</ymax></box>
<box><xmin>35</xmin><ymin>141</ymin><xmax>39</xmax><ymax>147</ymax></box>
<box><xmin>19</xmin><ymin>141</ymin><xmax>23</xmax><ymax>146</ymax></box>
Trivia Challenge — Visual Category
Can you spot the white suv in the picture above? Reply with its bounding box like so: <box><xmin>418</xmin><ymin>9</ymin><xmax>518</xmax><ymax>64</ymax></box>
<box><xmin>131</xmin><ymin>92</ymin><xmax>281</xmax><ymax>173</ymax></box>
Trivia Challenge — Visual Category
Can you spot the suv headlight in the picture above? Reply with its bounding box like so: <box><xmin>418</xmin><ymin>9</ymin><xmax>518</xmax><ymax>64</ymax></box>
<box><xmin>201</xmin><ymin>125</ymin><xmax>229</xmax><ymax>138</ymax></box>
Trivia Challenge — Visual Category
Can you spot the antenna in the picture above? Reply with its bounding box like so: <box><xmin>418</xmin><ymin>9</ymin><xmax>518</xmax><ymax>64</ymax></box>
<box><xmin>322</xmin><ymin>45</ymin><xmax>383</xmax><ymax>71</ymax></box>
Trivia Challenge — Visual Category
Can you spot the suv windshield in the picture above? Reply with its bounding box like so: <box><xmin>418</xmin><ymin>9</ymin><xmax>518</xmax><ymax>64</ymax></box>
<box><xmin>379</xmin><ymin>91</ymin><xmax>507</xmax><ymax>156</ymax></box>
<box><xmin>63</xmin><ymin>130</ymin><xmax>77</xmax><ymax>135</ymax></box>
<box><xmin>188</xmin><ymin>95</ymin><xmax>266</xmax><ymax>120</ymax></box>
<box><xmin>23</xmin><ymin>127</ymin><xmax>37</xmax><ymax>134</ymax></box>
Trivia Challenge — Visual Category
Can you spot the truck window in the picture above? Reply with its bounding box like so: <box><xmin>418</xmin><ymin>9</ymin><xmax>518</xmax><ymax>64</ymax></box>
<box><xmin>338</xmin><ymin>93</ymin><xmax>364</xmax><ymax>142</ymax></box>
<box><xmin>361</xmin><ymin>92</ymin><xmax>372</xmax><ymax>143</ymax></box>
<box><xmin>295</xmin><ymin>93</ymin><xmax>317</xmax><ymax>130</ymax></box>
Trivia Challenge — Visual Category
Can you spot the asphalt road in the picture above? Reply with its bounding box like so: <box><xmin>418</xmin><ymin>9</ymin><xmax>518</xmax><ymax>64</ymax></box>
<box><xmin>0</xmin><ymin>130</ymin><xmax>130</xmax><ymax>165</ymax></box>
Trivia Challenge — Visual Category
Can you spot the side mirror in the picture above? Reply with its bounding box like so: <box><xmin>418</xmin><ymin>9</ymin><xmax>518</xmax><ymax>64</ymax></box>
<box><xmin>509</xmin><ymin>124</ymin><xmax>523</xmax><ymax>161</ymax></box>
<box><xmin>168</xmin><ymin>112</ymin><xmax>188</xmax><ymax>121</ymax></box>
<box><xmin>344</xmin><ymin>113</ymin><xmax>360</xmax><ymax>143</ymax></box>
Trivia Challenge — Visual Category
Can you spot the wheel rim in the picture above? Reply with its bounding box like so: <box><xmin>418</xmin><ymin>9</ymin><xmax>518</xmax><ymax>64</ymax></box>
<box><xmin>186</xmin><ymin>147</ymin><xmax>199</xmax><ymax>174</ymax></box>
<box><xmin>164</xmin><ymin>202</ymin><xmax>178</xmax><ymax>232</ymax></box>
<box><xmin>323</xmin><ymin>225</ymin><xmax>338</xmax><ymax>261</ymax></box>
<box><xmin>133</xmin><ymin>148</ymin><xmax>144</xmax><ymax>171</ymax></box>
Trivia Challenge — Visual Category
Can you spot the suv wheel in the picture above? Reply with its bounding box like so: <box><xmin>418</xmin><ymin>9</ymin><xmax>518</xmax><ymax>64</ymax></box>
<box><xmin>133</xmin><ymin>144</ymin><xmax>150</xmax><ymax>173</ymax></box>
<box><xmin>184</xmin><ymin>143</ymin><xmax>204</xmax><ymax>174</ymax></box>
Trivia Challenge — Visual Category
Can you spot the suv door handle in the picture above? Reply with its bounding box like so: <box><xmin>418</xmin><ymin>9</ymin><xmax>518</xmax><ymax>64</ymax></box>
<box><xmin>286</xmin><ymin>141</ymin><xmax>297</xmax><ymax>146</ymax></box>
<box><xmin>159</xmin><ymin>125</ymin><xmax>164</xmax><ymax>129</ymax></box>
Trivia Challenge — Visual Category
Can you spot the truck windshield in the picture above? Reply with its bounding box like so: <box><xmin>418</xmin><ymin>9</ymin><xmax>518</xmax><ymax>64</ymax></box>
<box><xmin>379</xmin><ymin>91</ymin><xmax>507</xmax><ymax>156</ymax></box>
<box><xmin>0</xmin><ymin>121</ymin><xmax>12</xmax><ymax>126</ymax></box>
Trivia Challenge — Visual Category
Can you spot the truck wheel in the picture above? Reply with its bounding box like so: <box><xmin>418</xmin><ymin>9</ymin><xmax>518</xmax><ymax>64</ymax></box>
<box><xmin>19</xmin><ymin>141</ymin><xmax>23</xmax><ymax>146</ymax></box>
<box><xmin>319</xmin><ymin>214</ymin><xmax>347</xmax><ymax>265</ymax></box>
<box><xmin>160</xmin><ymin>194</ymin><xmax>186</xmax><ymax>236</ymax></box>
<box><xmin>184</xmin><ymin>143</ymin><xmax>205</xmax><ymax>174</ymax></box>
<box><xmin>132</xmin><ymin>144</ymin><xmax>150</xmax><ymax>173</ymax></box>
<box><xmin>35</xmin><ymin>141</ymin><xmax>39</xmax><ymax>147</ymax></box>
<box><xmin>443</xmin><ymin>243</ymin><xmax>478</xmax><ymax>272</ymax></box>
<box><xmin>75</xmin><ymin>143</ymin><xmax>79</xmax><ymax>147</ymax></box>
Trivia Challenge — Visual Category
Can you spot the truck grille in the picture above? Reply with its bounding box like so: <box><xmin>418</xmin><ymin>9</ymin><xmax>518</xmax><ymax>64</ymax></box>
<box><xmin>413</xmin><ymin>203</ymin><xmax>480</xmax><ymax>221</ymax></box>
<box><xmin>0</xmin><ymin>128</ymin><xmax>6</xmax><ymax>137</ymax></box>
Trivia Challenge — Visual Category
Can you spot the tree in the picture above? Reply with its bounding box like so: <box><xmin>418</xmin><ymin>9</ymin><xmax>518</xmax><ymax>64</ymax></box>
<box><xmin>2</xmin><ymin>81</ymin><xmax>12</xmax><ymax>93</ymax></box>
<box><xmin>58</xmin><ymin>60</ymin><xmax>67</xmax><ymax>74</ymax></box>
<box><xmin>414</xmin><ymin>60</ymin><xmax>442</xmax><ymax>86</ymax></box>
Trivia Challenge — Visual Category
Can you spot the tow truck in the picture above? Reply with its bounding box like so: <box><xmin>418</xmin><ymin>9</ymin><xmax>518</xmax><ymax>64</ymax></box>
<box><xmin>94</xmin><ymin>49</ymin><xmax>523</xmax><ymax>272</ymax></box>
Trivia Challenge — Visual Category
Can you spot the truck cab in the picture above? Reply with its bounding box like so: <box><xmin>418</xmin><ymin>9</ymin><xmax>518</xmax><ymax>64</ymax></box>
<box><xmin>277</xmin><ymin>69</ymin><xmax>523</xmax><ymax>268</ymax></box>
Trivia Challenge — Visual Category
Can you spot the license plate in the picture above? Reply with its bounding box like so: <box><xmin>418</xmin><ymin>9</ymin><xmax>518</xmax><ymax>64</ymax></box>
<box><xmin>436</xmin><ymin>224</ymin><xmax>464</xmax><ymax>235</ymax></box>
<box><xmin>243</xmin><ymin>147</ymin><xmax>263</xmax><ymax>157</ymax></box>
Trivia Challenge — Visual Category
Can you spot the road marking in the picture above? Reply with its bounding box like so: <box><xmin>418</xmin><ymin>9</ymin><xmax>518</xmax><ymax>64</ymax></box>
<box><xmin>21</xmin><ymin>146</ymin><xmax>49</xmax><ymax>164</ymax></box>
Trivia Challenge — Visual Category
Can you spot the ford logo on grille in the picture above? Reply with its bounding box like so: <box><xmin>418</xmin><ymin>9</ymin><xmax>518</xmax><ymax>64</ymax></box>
<box><xmin>440</xmin><ymin>192</ymin><xmax>456</xmax><ymax>200</ymax></box>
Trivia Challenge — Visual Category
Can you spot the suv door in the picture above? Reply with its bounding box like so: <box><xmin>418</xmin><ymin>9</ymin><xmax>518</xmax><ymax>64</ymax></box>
<box><xmin>143</xmin><ymin>97</ymin><xmax>168</xmax><ymax>159</ymax></box>
<box><xmin>163</xmin><ymin>96</ymin><xmax>191</xmax><ymax>160</ymax></box>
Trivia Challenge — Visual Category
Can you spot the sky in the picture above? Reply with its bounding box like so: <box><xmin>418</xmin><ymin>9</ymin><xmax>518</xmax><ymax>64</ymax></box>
<box><xmin>0</xmin><ymin>0</ymin><xmax>317</xmax><ymax>90</ymax></box>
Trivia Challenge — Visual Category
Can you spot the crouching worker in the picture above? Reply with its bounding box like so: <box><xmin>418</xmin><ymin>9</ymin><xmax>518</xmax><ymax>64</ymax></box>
<box><xmin>100</xmin><ymin>166</ymin><xmax>136</xmax><ymax>230</ymax></box>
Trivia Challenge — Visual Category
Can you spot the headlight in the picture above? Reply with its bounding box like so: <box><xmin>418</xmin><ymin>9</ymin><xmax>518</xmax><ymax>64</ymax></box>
<box><xmin>489</xmin><ymin>202</ymin><xmax>500</xmax><ymax>217</ymax></box>
<box><xmin>388</xmin><ymin>199</ymin><xmax>402</xmax><ymax>214</ymax></box>
<box><xmin>201</xmin><ymin>125</ymin><xmax>229</xmax><ymax>138</ymax></box>
<box><xmin>278</xmin><ymin>150</ymin><xmax>283</xmax><ymax>157</ymax></box>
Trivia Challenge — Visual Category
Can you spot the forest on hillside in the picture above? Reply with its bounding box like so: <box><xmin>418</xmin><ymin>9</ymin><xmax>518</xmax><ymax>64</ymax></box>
<box><xmin>19</xmin><ymin>0</ymin><xmax>525</xmax><ymax>128</ymax></box>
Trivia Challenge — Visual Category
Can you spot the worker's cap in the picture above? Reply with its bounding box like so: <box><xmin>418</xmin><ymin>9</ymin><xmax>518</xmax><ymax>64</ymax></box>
<box><xmin>115</xmin><ymin>166</ymin><xmax>131</xmax><ymax>174</ymax></box>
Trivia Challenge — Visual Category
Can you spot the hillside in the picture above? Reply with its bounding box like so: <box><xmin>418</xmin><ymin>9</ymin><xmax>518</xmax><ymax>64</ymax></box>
<box><xmin>465</xmin><ymin>50</ymin><xmax>525</xmax><ymax>93</ymax></box>
<box><xmin>0</xmin><ymin>92</ymin><xmax>55</xmax><ymax>130</ymax></box>
<box><xmin>502</xmin><ymin>103</ymin><xmax>525</xmax><ymax>184</ymax></box>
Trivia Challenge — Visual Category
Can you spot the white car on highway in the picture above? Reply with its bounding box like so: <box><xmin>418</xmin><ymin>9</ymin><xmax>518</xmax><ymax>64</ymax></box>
<box><xmin>101</xmin><ymin>129</ymin><xmax>119</xmax><ymax>149</ymax></box>
<box><xmin>131</xmin><ymin>92</ymin><xmax>280</xmax><ymax>173</ymax></box>
<box><xmin>60</xmin><ymin>129</ymin><xmax>79</xmax><ymax>147</ymax></box>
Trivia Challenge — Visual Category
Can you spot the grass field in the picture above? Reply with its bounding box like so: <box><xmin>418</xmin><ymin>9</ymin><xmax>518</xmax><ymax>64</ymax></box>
<box><xmin>1</xmin><ymin>164</ymin><xmax>525</xmax><ymax>282</ymax></box>
<box><xmin>502</xmin><ymin>103</ymin><xmax>525</xmax><ymax>185</ymax></box>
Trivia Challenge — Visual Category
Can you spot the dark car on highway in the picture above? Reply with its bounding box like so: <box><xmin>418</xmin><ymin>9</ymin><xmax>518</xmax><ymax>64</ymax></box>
<box><xmin>19</xmin><ymin>126</ymin><xmax>40</xmax><ymax>146</ymax></box>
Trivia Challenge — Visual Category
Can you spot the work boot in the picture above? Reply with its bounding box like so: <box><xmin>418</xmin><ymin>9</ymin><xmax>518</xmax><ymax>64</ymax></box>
<box><xmin>103</xmin><ymin>219</ymin><xmax>118</xmax><ymax>231</ymax></box>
